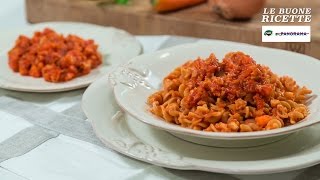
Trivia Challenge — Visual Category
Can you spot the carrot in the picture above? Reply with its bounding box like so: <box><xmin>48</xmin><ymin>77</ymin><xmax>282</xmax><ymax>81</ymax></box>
<box><xmin>255</xmin><ymin>115</ymin><xmax>272</xmax><ymax>127</ymax></box>
<box><xmin>151</xmin><ymin>0</ymin><xmax>207</xmax><ymax>13</ymax></box>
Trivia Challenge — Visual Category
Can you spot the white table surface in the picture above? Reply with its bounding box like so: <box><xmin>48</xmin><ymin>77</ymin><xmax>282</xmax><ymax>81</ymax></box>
<box><xmin>0</xmin><ymin>1</ymin><xmax>319</xmax><ymax>180</ymax></box>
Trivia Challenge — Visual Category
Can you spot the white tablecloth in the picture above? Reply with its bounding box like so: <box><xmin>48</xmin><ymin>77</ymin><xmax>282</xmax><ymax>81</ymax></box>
<box><xmin>0</xmin><ymin>1</ymin><xmax>319</xmax><ymax>180</ymax></box>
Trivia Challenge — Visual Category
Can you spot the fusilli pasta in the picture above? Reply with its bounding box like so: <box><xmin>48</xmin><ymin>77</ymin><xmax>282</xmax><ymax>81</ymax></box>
<box><xmin>147</xmin><ymin>52</ymin><xmax>312</xmax><ymax>132</ymax></box>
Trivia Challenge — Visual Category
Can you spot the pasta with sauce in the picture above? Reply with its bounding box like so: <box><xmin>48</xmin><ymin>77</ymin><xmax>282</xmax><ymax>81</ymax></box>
<box><xmin>8</xmin><ymin>28</ymin><xmax>102</xmax><ymax>82</ymax></box>
<box><xmin>147</xmin><ymin>52</ymin><xmax>312</xmax><ymax>132</ymax></box>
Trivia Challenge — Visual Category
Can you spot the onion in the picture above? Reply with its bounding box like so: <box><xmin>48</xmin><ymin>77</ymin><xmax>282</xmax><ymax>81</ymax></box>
<box><xmin>209</xmin><ymin>0</ymin><xmax>266</xmax><ymax>20</ymax></box>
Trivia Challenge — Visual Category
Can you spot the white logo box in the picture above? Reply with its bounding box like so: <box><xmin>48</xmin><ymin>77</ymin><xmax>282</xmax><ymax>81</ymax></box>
<box><xmin>262</xmin><ymin>26</ymin><xmax>311</xmax><ymax>42</ymax></box>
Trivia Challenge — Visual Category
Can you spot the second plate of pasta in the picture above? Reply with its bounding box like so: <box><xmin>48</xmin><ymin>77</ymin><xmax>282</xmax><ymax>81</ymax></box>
<box><xmin>110</xmin><ymin>40</ymin><xmax>320</xmax><ymax>147</ymax></box>
<box><xmin>0</xmin><ymin>22</ymin><xmax>142</xmax><ymax>92</ymax></box>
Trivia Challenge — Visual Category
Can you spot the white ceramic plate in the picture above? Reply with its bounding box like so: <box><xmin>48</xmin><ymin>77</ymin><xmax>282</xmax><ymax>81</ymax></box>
<box><xmin>110</xmin><ymin>41</ymin><xmax>320</xmax><ymax>143</ymax></box>
<box><xmin>82</xmin><ymin>73</ymin><xmax>320</xmax><ymax>175</ymax></box>
<box><xmin>0</xmin><ymin>22</ymin><xmax>142</xmax><ymax>92</ymax></box>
